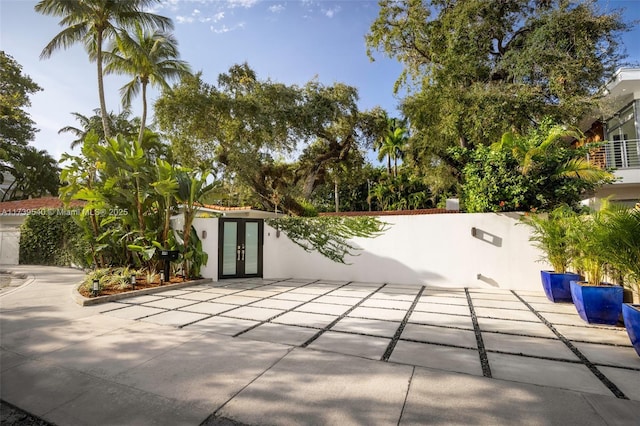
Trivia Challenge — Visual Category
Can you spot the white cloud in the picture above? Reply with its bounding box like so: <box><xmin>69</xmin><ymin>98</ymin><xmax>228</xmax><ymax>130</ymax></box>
<box><xmin>227</xmin><ymin>0</ymin><xmax>259</xmax><ymax>8</ymax></box>
<box><xmin>213</xmin><ymin>11</ymin><xmax>225</xmax><ymax>22</ymax></box>
<box><xmin>323</xmin><ymin>6</ymin><xmax>341</xmax><ymax>18</ymax></box>
<box><xmin>269</xmin><ymin>4</ymin><xmax>285</xmax><ymax>13</ymax></box>
<box><xmin>146</xmin><ymin>0</ymin><xmax>180</xmax><ymax>13</ymax></box>
<box><xmin>211</xmin><ymin>22</ymin><xmax>246</xmax><ymax>34</ymax></box>
<box><xmin>176</xmin><ymin>15</ymin><xmax>194</xmax><ymax>24</ymax></box>
<box><xmin>176</xmin><ymin>7</ymin><xmax>226</xmax><ymax>24</ymax></box>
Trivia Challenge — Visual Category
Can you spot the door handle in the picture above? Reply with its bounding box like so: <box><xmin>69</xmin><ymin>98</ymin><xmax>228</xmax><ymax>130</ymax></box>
<box><xmin>241</xmin><ymin>244</ymin><xmax>245</xmax><ymax>261</ymax></box>
<box><xmin>237</xmin><ymin>245</ymin><xmax>241</xmax><ymax>261</ymax></box>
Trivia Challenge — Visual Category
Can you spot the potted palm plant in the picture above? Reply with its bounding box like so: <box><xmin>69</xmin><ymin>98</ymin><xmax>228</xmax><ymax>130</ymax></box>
<box><xmin>522</xmin><ymin>205</ymin><xmax>581</xmax><ymax>302</ymax></box>
<box><xmin>598</xmin><ymin>204</ymin><xmax>640</xmax><ymax>356</ymax></box>
<box><xmin>568</xmin><ymin>206</ymin><xmax>623</xmax><ymax>325</ymax></box>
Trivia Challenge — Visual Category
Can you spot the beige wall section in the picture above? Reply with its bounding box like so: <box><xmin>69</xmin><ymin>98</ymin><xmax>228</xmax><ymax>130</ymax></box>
<box><xmin>597</xmin><ymin>185</ymin><xmax>640</xmax><ymax>200</ymax></box>
<box><xmin>0</xmin><ymin>215</ymin><xmax>26</xmax><ymax>265</ymax></box>
<box><xmin>0</xmin><ymin>230</ymin><xmax>20</xmax><ymax>265</ymax></box>
<box><xmin>587</xmin><ymin>183</ymin><xmax>640</xmax><ymax>209</ymax></box>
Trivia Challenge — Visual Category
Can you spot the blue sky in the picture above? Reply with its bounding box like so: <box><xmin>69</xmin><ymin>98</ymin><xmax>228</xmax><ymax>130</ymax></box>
<box><xmin>1</xmin><ymin>0</ymin><xmax>639</xmax><ymax>161</ymax></box>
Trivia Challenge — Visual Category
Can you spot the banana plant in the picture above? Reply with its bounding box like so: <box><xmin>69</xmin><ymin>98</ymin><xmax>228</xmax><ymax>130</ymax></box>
<box><xmin>174</xmin><ymin>168</ymin><xmax>218</xmax><ymax>279</ymax></box>
<box><xmin>151</xmin><ymin>159</ymin><xmax>178</xmax><ymax>247</ymax></box>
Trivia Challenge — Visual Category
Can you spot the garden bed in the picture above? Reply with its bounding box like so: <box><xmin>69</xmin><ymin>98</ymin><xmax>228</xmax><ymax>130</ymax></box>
<box><xmin>72</xmin><ymin>276</ymin><xmax>213</xmax><ymax>306</ymax></box>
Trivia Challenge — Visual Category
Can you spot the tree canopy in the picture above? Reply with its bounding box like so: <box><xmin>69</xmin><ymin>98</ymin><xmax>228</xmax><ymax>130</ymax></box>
<box><xmin>366</xmin><ymin>0</ymin><xmax>629</xmax><ymax>197</ymax></box>
<box><xmin>104</xmin><ymin>22</ymin><xmax>191</xmax><ymax>144</ymax></box>
<box><xmin>155</xmin><ymin>64</ymin><xmax>388</xmax><ymax>215</ymax></box>
<box><xmin>452</xmin><ymin>120</ymin><xmax>615</xmax><ymax>212</ymax></box>
<box><xmin>0</xmin><ymin>51</ymin><xmax>60</xmax><ymax>201</ymax></box>
<box><xmin>0</xmin><ymin>51</ymin><xmax>42</xmax><ymax>154</ymax></box>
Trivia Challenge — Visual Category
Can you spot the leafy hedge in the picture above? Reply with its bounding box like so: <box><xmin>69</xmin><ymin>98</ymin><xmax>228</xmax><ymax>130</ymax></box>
<box><xmin>451</xmin><ymin>122</ymin><xmax>614</xmax><ymax>213</ymax></box>
<box><xmin>19</xmin><ymin>210</ymin><xmax>90</xmax><ymax>267</ymax></box>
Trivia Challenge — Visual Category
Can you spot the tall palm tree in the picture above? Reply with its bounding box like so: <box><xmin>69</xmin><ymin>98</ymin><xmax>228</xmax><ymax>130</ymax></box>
<box><xmin>35</xmin><ymin>0</ymin><xmax>172</xmax><ymax>140</ymax></box>
<box><xmin>376</xmin><ymin>118</ymin><xmax>408</xmax><ymax>177</ymax></box>
<box><xmin>104</xmin><ymin>22</ymin><xmax>191</xmax><ymax>145</ymax></box>
<box><xmin>59</xmin><ymin>108</ymin><xmax>136</xmax><ymax>148</ymax></box>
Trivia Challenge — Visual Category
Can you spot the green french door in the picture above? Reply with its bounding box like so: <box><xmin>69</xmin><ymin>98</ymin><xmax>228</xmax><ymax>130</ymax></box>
<box><xmin>218</xmin><ymin>219</ymin><xmax>263</xmax><ymax>279</ymax></box>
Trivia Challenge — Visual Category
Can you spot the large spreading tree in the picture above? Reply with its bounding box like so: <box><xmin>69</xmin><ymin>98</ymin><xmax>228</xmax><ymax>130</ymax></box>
<box><xmin>366</xmin><ymin>0</ymin><xmax>629</xmax><ymax>195</ymax></box>
<box><xmin>0</xmin><ymin>51</ymin><xmax>59</xmax><ymax>201</ymax></box>
<box><xmin>155</xmin><ymin>64</ymin><xmax>388</xmax><ymax>215</ymax></box>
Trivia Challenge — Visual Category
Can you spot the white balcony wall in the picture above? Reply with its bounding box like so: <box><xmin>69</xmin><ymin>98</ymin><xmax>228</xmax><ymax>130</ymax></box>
<box><xmin>614</xmin><ymin>168</ymin><xmax>640</xmax><ymax>185</ymax></box>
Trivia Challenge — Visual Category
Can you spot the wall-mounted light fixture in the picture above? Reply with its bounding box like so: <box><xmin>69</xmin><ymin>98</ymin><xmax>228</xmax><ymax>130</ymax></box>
<box><xmin>471</xmin><ymin>227</ymin><xmax>477</xmax><ymax>237</ymax></box>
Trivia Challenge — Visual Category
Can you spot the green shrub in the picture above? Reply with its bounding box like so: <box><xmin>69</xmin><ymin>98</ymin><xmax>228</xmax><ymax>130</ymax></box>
<box><xmin>19</xmin><ymin>209</ymin><xmax>90</xmax><ymax>267</ymax></box>
<box><xmin>521</xmin><ymin>205</ymin><xmax>577</xmax><ymax>273</ymax></box>
<box><xmin>451</xmin><ymin>121</ymin><xmax>614</xmax><ymax>212</ymax></box>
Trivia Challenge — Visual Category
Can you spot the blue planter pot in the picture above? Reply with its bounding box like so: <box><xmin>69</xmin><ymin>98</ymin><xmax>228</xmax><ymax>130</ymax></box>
<box><xmin>622</xmin><ymin>303</ymin><xmax>640</xmax><ymax>357</ymax></box>
<box><xmin>569</xmin><ymin>281</ymin><xmax>623</xmax><ymax>325</ymax></box>
<box><xmin>540</xmin><ymin>271</ymin><xmax>582</xmax><ymax>303</ymax></box>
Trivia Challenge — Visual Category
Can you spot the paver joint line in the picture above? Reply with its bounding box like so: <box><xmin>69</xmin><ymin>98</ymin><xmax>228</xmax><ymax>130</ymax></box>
<box><xmin>397</xmin><ymin>336</ymin><xmax>477</xmax><ymax>351</ymax></box>
<box><xmin>396</xmin><ymin>366</ymin><xmax>416</xmax><ymax>426</ymax></box>
<box><xmin>231</xmin><ymin>279</ymin><xmax>344</xmax><ymax>337</ymax></box>
<box><xmin>485</xmin><ymin>349</ymin><xmax>584</xmax><ymax>364</ymax></box>
<box><xmin>465</xmin><ymin>288</ymin><xmax>492</xmax><ymax>378</ymax></box>
<box><xmin>592</xmin><ymin>363</ymin><xmax>640</xmax><ymax>372</ymax></box>
<box><xmin>300</xmin><ymin>282</ymin><xmax>387</xmax><ymax>348</ymax></box>
<box><xmin>381</xmin><ymin>286</ymin><xmax>425</xmax><ymax>361</ymax></box>
<box><xmin>203</xmin><ymin>346</ymin><xmax>297</xmax><ymax>425</ymax></box>
<box><xmin>166</xmin><ymin>278</ymin><xmax>318</xmax><ymax>331</ymax></box>
<box><xmin>1</xmin><ymin>398</ymin><xmax>54</xmax><ymax>426</ymax></box>
<box><xmin>511</xmin><ymin>290</ymin><xmax>629</xmax><ymax>400</ymax></box>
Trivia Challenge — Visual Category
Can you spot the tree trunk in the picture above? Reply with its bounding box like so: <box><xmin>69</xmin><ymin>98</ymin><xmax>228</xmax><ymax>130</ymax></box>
<box><xmin>182</xmin><ymin>210</ymin><xmax>193</xmax><ymax>280</ymax></box>
<box><xmin>135</xmin><ymin>176</ymin><xmax>145</xmax><ymax>236</ymax></box>
<box><xmin>96</xmin><ymin>31</ymin><xmax>111</xmax><ymax>140</ymax></box>
<box><xmin>138</xmin><ymin>80</ymin><xmax>148</xmax><ymax>145</ymax></box>
<box><xmin>334</xmin><ymin>179</ymin><xmax>339</xmax><ymax>212</ymax></box>
<box><xmin>161</xmin><ymin>196</ymin><xmax>171</xmax><ymax>246</ymax></box>
<box><xmin>458</xmin><ymin>135</ymin><xmax>468</xmax><ymax>149</ymax></box>
<box><xmin>87</xmin><ymin>171</ymin><xmax>104</xmax><ymax>267</ymax></box>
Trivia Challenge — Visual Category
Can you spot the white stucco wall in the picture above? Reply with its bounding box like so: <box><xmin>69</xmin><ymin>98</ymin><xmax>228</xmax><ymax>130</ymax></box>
<box><xmin>193</xmin><ymin>217</ymin><xmax>219</xmax><ymax>280</ymax></box>
<box><xmin>193</xmin><ymin>213</ymin><xmax>549</xmax><ymax>291</ymax></box>
<box><xmin>262</xmin><ymin>213</ymin><xmax>547</xmax><ymax>291</ymax></box>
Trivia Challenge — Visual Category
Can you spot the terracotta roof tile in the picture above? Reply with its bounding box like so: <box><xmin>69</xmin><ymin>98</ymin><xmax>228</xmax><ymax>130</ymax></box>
<box><xmin>319</xmin><ymin>209</ymin><xmax>459</xmax><ymax>217</ymax></box>
<box><xmin>0</xmin><ymin>197</ymin><xmax>85</xmax><ymax>214</ymax></box>
<box><xmin>197</xmin><ymin>203</ymin><xmax>253</xmax><ymax>211</ymax></box>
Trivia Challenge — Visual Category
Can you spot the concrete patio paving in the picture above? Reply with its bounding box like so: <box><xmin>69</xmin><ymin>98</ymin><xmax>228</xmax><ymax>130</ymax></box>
<box><xmin>1</xmin><ymin>265</ymin><xmax>640</xmax><ymax>425</ymax></box>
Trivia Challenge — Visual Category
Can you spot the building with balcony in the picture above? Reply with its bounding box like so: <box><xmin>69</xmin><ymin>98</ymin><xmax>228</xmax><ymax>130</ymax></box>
<box><xmin>583</xmin><ymin>68</ymin><xmax>640</xmax><ymax>208</ymax></box>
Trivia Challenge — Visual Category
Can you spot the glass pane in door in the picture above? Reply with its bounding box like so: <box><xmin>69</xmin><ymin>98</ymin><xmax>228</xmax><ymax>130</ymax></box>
<box><xmin>244</xmin><ymin>222</ymin><xmax>259</xmax><ymax>275</ymax></box>
<box><xmin>222</xmin><ymin>222</ymin><xmax>237</xmax><ymax>275</ymax></box>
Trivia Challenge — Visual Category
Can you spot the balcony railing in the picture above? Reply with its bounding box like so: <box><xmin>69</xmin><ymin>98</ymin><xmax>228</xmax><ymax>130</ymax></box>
<box><xmin>587</xmin><ymin>139</ymin><xmax>640</xmax><ymax>170</ymax></box>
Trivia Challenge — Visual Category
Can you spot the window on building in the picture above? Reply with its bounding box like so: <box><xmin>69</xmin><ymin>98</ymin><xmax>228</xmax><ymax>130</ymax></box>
<box><xmin>606</xmin><ymin>101</ymin><xmax>639</xmax><ymax>168</ymax></box>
